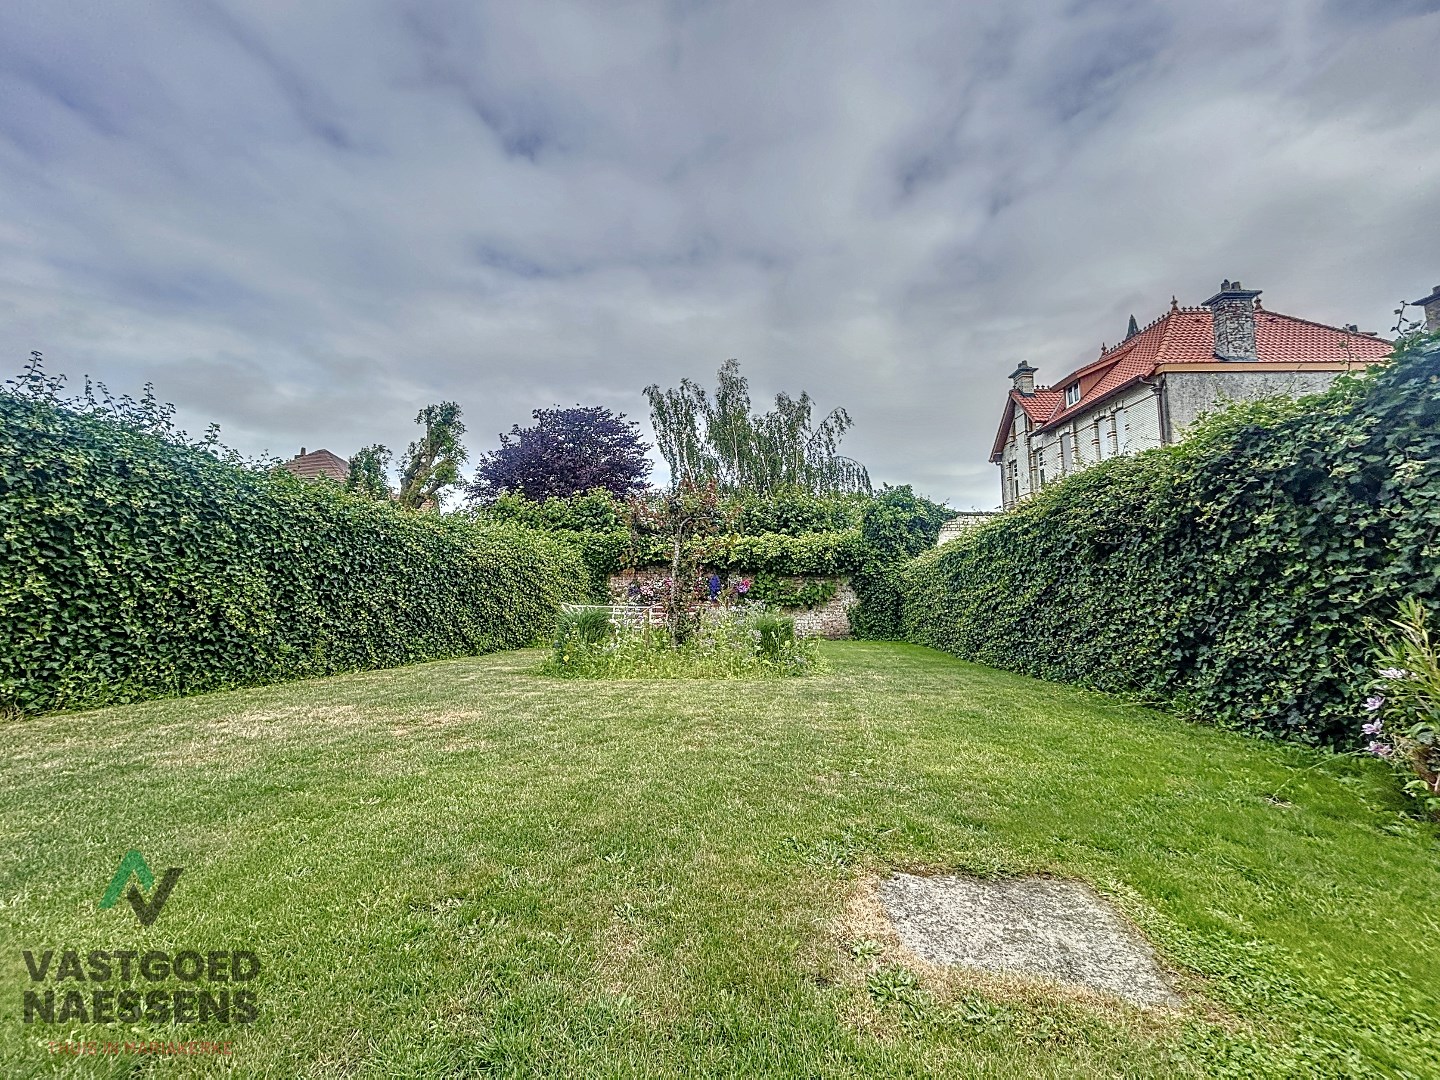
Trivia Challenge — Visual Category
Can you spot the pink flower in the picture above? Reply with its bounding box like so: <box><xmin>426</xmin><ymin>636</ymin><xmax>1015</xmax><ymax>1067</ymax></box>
<box><xmin>1365</xmin><ymin>740</ymin><xmax>1394</xmax><ymax>758</ymax></box>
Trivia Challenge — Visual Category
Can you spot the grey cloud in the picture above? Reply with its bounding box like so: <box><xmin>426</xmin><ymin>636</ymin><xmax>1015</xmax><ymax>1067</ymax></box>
<box><xmin>1</xmin><ymin>0</ymin><xmax>1437</xmax><ymax>510</ymax></box>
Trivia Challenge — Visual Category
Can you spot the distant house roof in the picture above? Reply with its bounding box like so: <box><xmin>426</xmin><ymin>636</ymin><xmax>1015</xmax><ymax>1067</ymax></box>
<box><xmin>282</xmin><ymin>448</ymin><xmax>349</xmax><ymax>482</ymax></box>
<box><xmin>989</xmin><ymin>304</ymin><xmax>1392</xmax><ymax>462</ymax></box>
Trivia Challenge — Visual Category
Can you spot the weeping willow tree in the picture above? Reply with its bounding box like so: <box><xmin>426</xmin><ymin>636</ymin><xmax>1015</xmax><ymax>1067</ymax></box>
<box><xmin>644</xmin><ymin>360</ymin><xmax>870</xmax><ymax>494</ymax></box>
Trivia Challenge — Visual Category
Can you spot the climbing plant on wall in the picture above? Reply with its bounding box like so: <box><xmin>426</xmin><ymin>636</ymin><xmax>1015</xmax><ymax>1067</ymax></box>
<box><xmin>902</xmin><ymin>336</ymin><xmax>1440</xmax><ymax>744</ymax></box>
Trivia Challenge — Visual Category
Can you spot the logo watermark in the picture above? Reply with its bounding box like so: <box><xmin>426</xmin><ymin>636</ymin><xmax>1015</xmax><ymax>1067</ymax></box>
<box><xmin>98</xmin><ymin>850</ymin><xmax>182</xmax><ymax>926</ymax></box>
<box><xmin>16</xmin><ymin>850</ymin><xmax>263</xmax><ymax>1029</ymax></box>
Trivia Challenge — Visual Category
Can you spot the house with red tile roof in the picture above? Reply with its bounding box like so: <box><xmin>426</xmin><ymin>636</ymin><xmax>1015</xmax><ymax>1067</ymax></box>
<box><xmin>989</xmin><ymin>280</ymin><xmax>1396</xmax><ymax>509</ymax></box>
<box><xmin>281</xmin><ymin>447</ymin><xmax>350</xmax><ymax>483</ymax></box>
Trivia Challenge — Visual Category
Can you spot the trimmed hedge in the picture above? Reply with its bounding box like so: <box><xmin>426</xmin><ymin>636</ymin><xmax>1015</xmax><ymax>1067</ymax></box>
<box><xmin>901</xmin><ymin>337</ymin><xmax>1440</xmax><ymax>744</ymax></box>
<box><xmin>0</xmin><ymin>388</ymin><xmax>589</xmax><ymax>715</ymax></box>
<box><xmin>466</xmin><ymin>487</ymin><xmax>948</xmax><ymax>627</ymax></box>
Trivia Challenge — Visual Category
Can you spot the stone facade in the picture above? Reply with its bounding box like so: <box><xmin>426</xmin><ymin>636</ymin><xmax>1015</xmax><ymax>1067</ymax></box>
<box><xmin>1161</xmin><ymin>369</ymin><xmax>1341</xmax><ymax>437</ymax></box>
<box><xmin>606</xmin><ymin>568</ymin><xmax>855</xmax><ymax>638</ymax></box>
<box><xmin>1001</xmin><ymin>380</ymin><xmax>1164</xmax><ymax>507</ymax></box>
<box><xmin>990</xmin><ymin>280</ymin><xmax>1395</xmax><ymax>510</ymax></box>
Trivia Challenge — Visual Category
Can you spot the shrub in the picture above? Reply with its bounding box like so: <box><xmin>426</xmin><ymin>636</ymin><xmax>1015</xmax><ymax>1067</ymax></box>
<box><xmin>849</xmin><ymin>486</ymin><xmax>952</xmax><ymax>640</ymax></box>
<box><xmin>554</xmin><ymin>605</ymin><xmax>615</xmax><ymax>649</ymax></box>
<box><xmin>467</xmin><ymin>486</ymin><xmax>950</xmax><ymax>632</ymax></box>
<box><xmin>750</xmin><ymin>611</ymin><xmax>796</xmax><ymax>661</ymax></box>
<box><xmin>539</xmin><ymin>607</ymin><xmax>818</xmax><ymax>679</ymax></box>
<box><xmin>901</xmin><ymin>338</ymin><xmax>1440</xmax><ymax>744</ymax></box>
<box><xmin>1362</xmin><ymin>598</ymin><xmax>1440</xmax><ymax>816</ymax></box>
<box><xmin>0</xmin><ymin>364</ymin><xmax>590</xmax><ymax>714</ymax></box>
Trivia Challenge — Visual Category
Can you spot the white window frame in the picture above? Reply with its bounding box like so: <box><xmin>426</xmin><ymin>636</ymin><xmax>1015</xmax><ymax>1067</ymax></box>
<box><xmin>1064</xmin><ymin>384</ymin><xmax>1081</xmax><ymax>407</ymax></box>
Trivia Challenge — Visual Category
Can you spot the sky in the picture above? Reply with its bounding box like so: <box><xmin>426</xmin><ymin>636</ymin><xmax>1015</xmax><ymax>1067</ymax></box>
<box><xmin>2</xmin><ymin>1</ymin><xmax>1438</xmax><ymax>510</ymax></box>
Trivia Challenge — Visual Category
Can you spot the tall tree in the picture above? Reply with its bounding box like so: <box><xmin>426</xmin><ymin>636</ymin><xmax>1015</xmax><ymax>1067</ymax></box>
<box><xmin>468</xmin><ymin>406</ymin><xmax>651</xmax><ymax>504</ymax></box>
<box><xmin>397</xmin><ymin>402</ymin><xmax>467</xmax><ymax>511</ymax></box>
<box><xmin>644</xmin><ymin>359</ymin><xmax>870</xmax><ymax>495</ymax></box>
<box><xmin>345</xmin><ymin>444</ymin><xmax>392</xmax><ymax>500</ymax></box>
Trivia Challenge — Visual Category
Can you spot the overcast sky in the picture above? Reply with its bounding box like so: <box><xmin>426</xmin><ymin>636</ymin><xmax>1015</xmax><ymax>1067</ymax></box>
<box><xmin>3</xmin><ymin>1</ymin><xmax>1438</xmax><ymax>509</ymax></box>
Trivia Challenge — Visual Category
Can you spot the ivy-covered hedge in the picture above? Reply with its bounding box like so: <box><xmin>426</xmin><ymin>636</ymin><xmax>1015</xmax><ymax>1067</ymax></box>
<box><xmin>467</xmin><ymin>486</ymin><xmax>947</xmax><ymax>627</ymax></box>
<box><xmin>901</xmin><ymin>337</ymin><xmax>1440</xmax><ymax>744</ymax></box>
<box><xmin>0</xmin><ymin>387</ymin><xmax>589</xmax><ymax>715</ymax></box>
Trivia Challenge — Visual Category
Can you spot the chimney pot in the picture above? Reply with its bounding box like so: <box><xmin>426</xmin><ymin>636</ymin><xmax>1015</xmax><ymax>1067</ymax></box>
<box><xmin>1008</xmin><ymin>362</ymin><xmax>1037</xmax><ymax>396</ymax></box>
<box><xmin>300</xmin><ymin>447</ymin><xmax>307</xmax><ymax>456</ymax></box>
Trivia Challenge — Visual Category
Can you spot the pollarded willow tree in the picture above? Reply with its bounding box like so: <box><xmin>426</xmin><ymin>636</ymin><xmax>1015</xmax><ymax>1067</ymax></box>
<box><xmin>644</xmin><ymin>360</ymin><xmax>870</xmax><ymax>495</ymax></box>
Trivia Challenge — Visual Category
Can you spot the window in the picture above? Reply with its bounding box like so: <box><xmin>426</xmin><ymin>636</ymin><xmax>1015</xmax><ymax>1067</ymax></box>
<box><xmin>1065</xmin><ymin>384</ymin><xmax>1081</xmax><ymax>407</ymax></box>
<box><xmin>1007</xmin><ymin>460</ymin><xmax>1019</xmax><ymax>503</ymax></box>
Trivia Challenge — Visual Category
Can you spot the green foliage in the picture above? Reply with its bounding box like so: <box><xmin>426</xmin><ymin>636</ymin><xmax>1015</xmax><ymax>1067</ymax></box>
<box><xmin>1366</xmin><ymin>598</ymin><xmax>1440</xmax><ymax>815</ymax></box>
<box><xmin>745</xmin><ymin>572</ymin><xmax>837</xmax><ymax>610</ymax></box>
<box><xmin>0</xmin><ymin>370</ymin><xmax>588</xmax><ymax>715</ymax></box>
<box><xmin>731</xmin><ymin>490</ymin><xmax>865</xmax><ymax>534</ymax></box>
<box><xmin>465</xmin><ymin>486</ymin><xmax>946</xmax><ymax>629</ymax></box>
<box><xmin>749</xmin><ymin>611</ymin><xmax>797</xmax><ymax>661</ymax></box>
<box><xmin>554</xmin><ymin>605</ymin><xmax>615</xmax><ymax>650</ymax></box>
<box><xmin>861</xmin><ymin>485</ymin><xmax>953</xmax><ymax>560</ymax></box>
<box><xmin>539</xmin><ymin>608</ymin><xmax>819</xmax><ymax>679</ymax></box>
<box><xmin>645</xmin><ymin>359</ymin><xmax>871</xmax><ymax>495</ymax></box>
<box><xmin>901</xmin><ymin>339</ymin><xmax>1440</xmax><ymax>744</ymax></box>
<box><xmin>345</xmin><ymin>443</ymin><xmax>393</xmax><ymax>500</ymax></box>
<box><xmin>849</xmin><ymin>486</ymin><xmax>953</xmax><ymax>640</ymax></box>
<box><xmin>623</xmin><ymin>477</ymin><xmax>735</xmax><ymax>642</ymax></box>
<box><xmin>397</xmin><ymin>401</ymin><xmax>467</xmax><ymax>511</ymax></box>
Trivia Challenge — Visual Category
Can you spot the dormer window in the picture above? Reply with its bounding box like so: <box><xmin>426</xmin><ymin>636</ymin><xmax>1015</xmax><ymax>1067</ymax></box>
<box><xmin>1064</xmin><ymin>384</ymin><xmax>1081</xmax><ymax>407</ymax></box>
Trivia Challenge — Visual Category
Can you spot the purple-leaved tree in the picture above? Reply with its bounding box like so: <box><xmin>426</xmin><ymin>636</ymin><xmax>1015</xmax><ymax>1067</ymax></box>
<box><xmin>467</xmin><ymin>406</ymin><xmax>652</xmax><ymax>504</ymax></box>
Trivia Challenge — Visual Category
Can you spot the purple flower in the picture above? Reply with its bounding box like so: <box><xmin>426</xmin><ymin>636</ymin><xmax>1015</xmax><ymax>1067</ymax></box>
<box><xmin>1365</xmin><ymin>740</ymin><xmax>1394</xmax><ymax>758</ymax></box>
<box><xmin>1378</xmin><ymin>667</ymin><xmax>1410</xmax><ymax>681</ymax></box>
<box><xmin>1361</xmin><ymin>719</ymin><xmax>1383</xmax><ymax>736</ymax></box>
<box><xmin>1363</xmin><ymin>695</ymin><xmax>1384</xmax><ymax>713</ymax></box>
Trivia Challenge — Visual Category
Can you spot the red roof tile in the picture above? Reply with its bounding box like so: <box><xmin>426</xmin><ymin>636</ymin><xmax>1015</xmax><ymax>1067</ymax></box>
<box><xmin>989</xmin><ymin>302</ymin><xmax>1392</xmax><ymax>461</ymax></box>
<box><xmin>282</xmin><ymin>448</ymin><xmax>350</xmax><ymax>482</ymax></box>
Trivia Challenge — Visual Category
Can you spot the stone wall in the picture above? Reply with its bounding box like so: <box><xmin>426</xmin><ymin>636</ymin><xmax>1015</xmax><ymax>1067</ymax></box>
<box><xmin>1161</xmin><ymin>369</ymin><xmax>1347</xmax><ymax>439</ymax></box>
<box><xmin>606</xmin><ymin>568</ymin><xmax>855</xmax><ymax>638</ymax></box>
<box><xmin>936</xmin><ymin>512</ymin><xmax>999</xmax><ymax>546</ymax></box>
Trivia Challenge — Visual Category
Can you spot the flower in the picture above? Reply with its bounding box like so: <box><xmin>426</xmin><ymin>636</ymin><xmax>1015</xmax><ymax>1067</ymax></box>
<box><xmin>1378</xmin><ymin>667</ymin><xmax>1411</xmax><ymax>680</ymax></box>
<box><xmin>1363</xmin><ymin>694</ymin><xmax>1385</xmax><ymax>712</ymax></box>
<box><xmin>1365</xmin><ymin>740</ymin><xmax>1394</xmax><ymax>758</ymax></box>
<box><xmin>1361</xmin><ymin>719</ymin><xmax>1383</xmax><ymax>736</ymax></box>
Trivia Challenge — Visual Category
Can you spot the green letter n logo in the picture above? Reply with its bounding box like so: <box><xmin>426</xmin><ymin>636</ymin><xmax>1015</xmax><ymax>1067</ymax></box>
<box><xmin>100</xmin><ymin>850</ymin><xmax>182</xmax><ymax>926</ymax></box>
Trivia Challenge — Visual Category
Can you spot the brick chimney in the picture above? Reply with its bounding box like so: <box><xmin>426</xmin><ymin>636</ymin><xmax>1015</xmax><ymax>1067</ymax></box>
<box><xmin>1008</xmin><ymin>362</ymin><xmax>1037</xmax><ymax>395</ymax></box>
<box><xmin>1411</xmin><ymin>284</ymin><xmax>1440</xmax><ymax>332</ymax></box>
<box><xmin>1203</xmin><ymin>279</ymin><xmax>1263</xmax><ymax>361</ymax></box>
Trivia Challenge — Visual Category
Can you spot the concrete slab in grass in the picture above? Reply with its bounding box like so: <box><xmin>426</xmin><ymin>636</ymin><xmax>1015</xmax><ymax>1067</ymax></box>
<box><xmin>878</xmin><ymin>873</ymin><xmax>1181</xmax><ymax>1008</ymax></box>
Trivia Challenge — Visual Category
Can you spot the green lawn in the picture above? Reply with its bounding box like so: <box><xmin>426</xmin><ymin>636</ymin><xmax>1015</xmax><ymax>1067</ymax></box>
<box><xmin>2</xmin><ymin>642</ymin><xmax>1437</xmax><ymax>1078</ymax></box>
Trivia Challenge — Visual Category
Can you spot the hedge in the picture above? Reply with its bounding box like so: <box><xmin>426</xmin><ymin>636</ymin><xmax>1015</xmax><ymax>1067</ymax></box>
<box><xmin>0</xmin><ymin>384</ymin><xmax>589</xmax><ymax>715</ymax></box>
<box><xmin>901</xmin><ymin>336</ymin><xmax>1440</xmax><ymax>744</ymax></box>
<box><xmin>467</xmin><ymin>487</ymin><xmax>948</xmax><ymax>628</ymax></box>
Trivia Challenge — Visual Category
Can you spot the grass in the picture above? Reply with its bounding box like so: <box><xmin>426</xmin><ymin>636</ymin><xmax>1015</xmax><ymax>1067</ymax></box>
<box><xmin>1</xmin><ymin>641</ymin><xmax>1437</xmax><ymax>1078</ymax></box>
<box><xmin>540</xmin><ymin>610</ymin><xmax>820</xmax><ymax>680</ymax></box>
